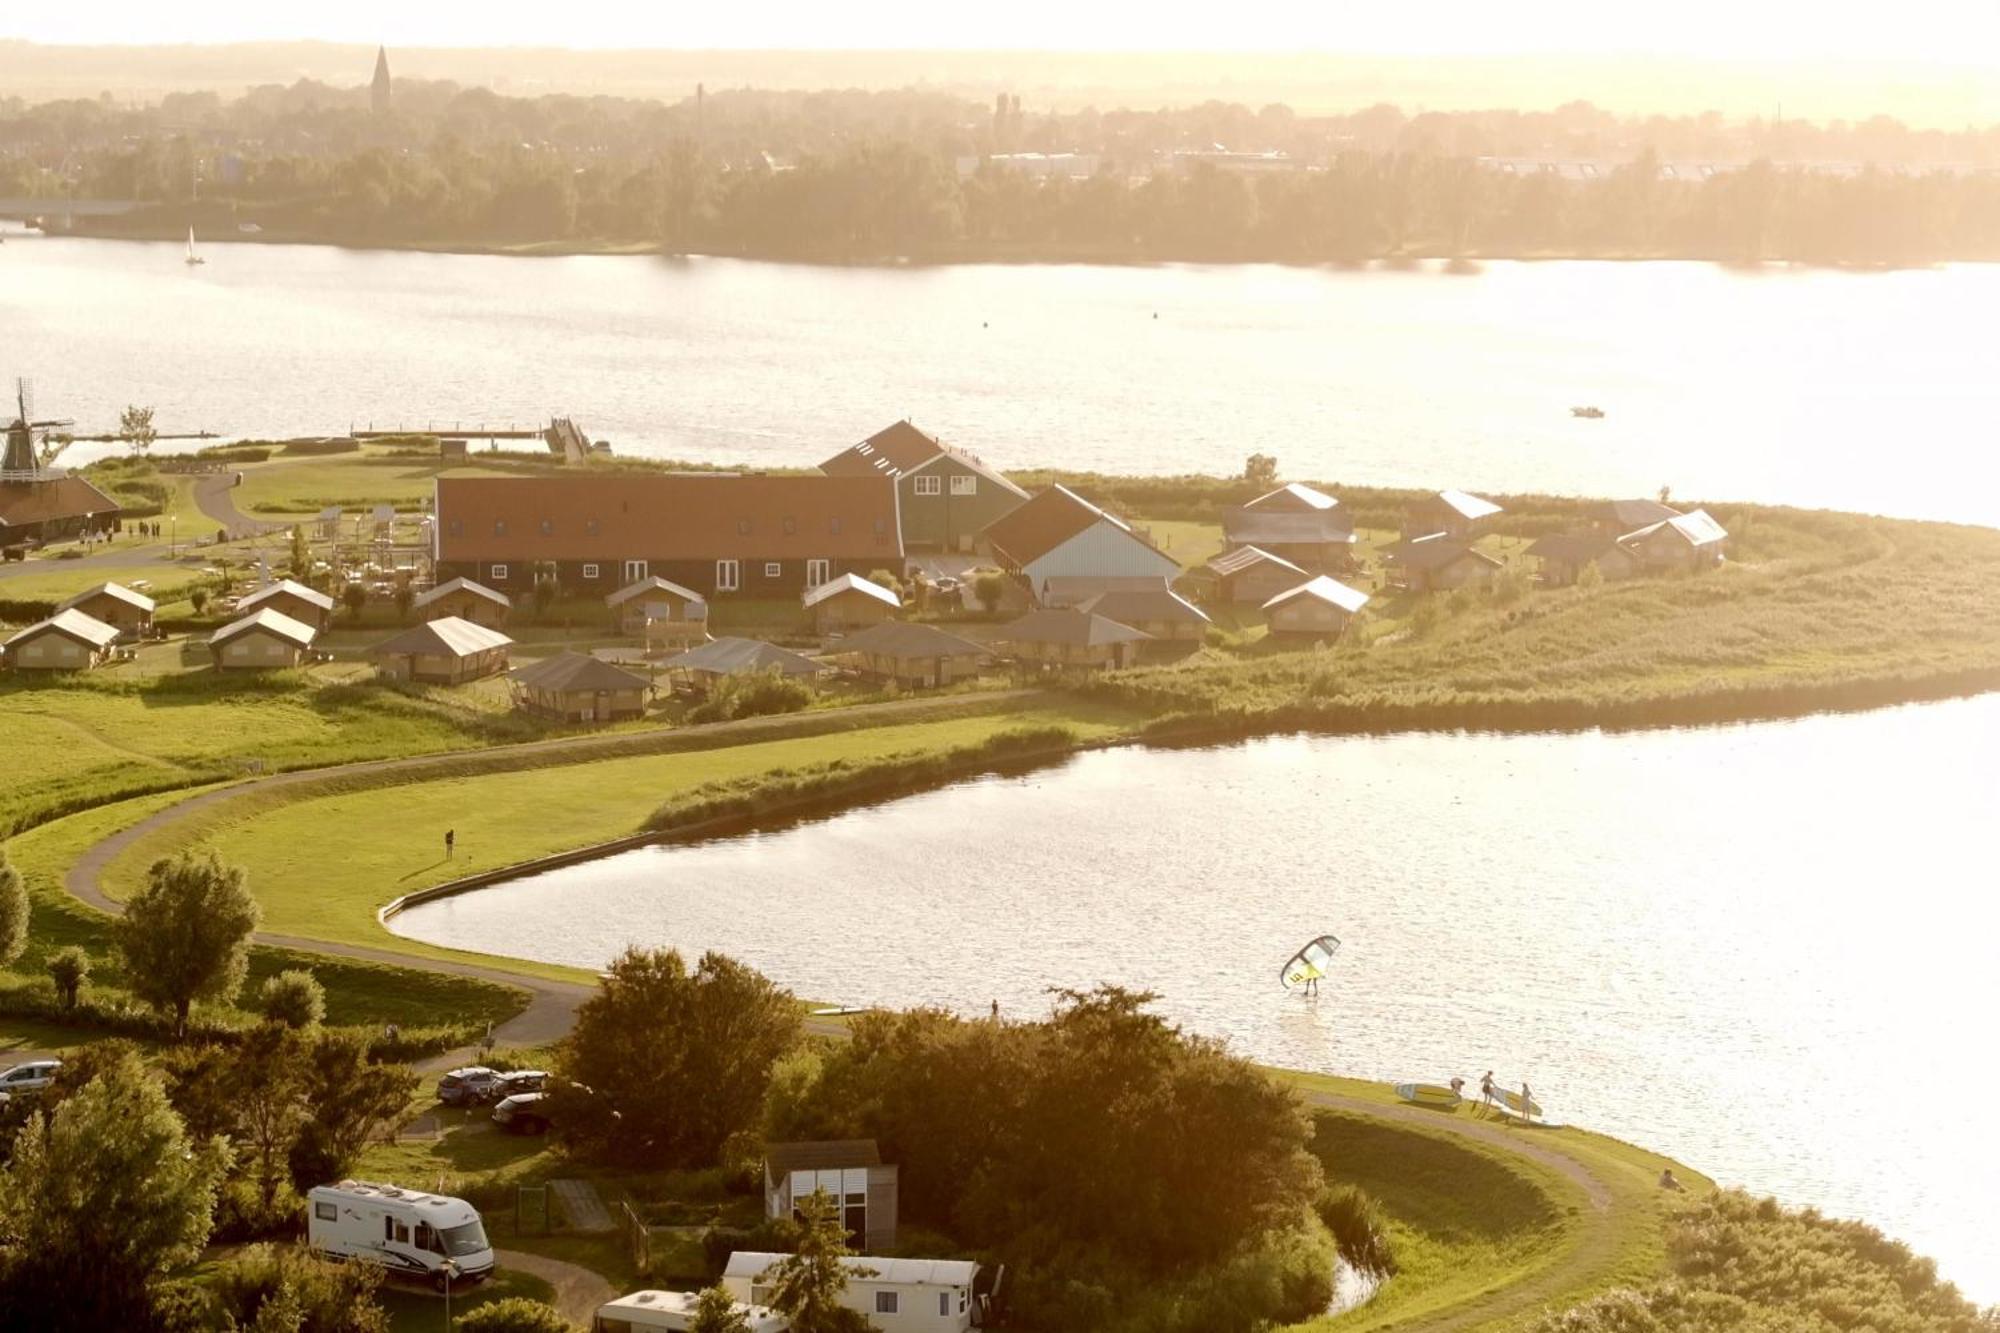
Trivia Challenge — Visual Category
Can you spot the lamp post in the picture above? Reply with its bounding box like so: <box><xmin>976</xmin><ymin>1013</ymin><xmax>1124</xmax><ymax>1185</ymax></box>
<box><xmin>169</xmin><ymin>512</ymin><xmax>177</xmax><ymax>557</ymax></box>
<box><xmin>441</xmin><ymin>1256</ymin><xmax>458</xmax><ymax>1331</ymax></box>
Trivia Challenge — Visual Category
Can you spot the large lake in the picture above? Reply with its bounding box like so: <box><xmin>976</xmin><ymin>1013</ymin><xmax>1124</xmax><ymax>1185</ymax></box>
<box><xmin>391</xmin><ymin>694</ymin><xmax>2000</xmax><ymax>1303</ymax></box>
<box><xmin>9</xmin><ymin>234</ymin><xmax>2000</xmax><ymax>527</ymax></box>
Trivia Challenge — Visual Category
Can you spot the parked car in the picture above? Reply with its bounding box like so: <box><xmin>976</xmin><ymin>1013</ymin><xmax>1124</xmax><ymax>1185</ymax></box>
<box><xmin>0</xmin><ymin>1060</ymin><xmax>61</xmax><ymax>1104</ymax></box>
<box><xmin>435</xmin><ymin>1066</ymin><xmax>504</xmax><ymax>1107</ymax></box>
<box><xmin>492</xmin><ymin>1091</ymin><xmax>550</xmax><ymax>1135</ymax></box>
<box><xmin>492</xmin><ymin>1069</ymin><xmax>548</xmax><ymax>1100</ymax></box>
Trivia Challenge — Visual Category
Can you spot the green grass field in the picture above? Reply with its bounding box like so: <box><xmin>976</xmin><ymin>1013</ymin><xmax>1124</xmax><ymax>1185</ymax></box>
<box><xmin>230</xmin><ymin>450</ymin><xmax>526</xmax><ymax>516</ymax></box>
<box><xmin>98</xmin><ymin>703</ymin><xmax>1134</xmax><ymax>969</ymax></box>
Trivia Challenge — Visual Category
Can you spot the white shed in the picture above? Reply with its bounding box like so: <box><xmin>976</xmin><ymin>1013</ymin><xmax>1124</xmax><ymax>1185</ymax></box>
<box><xmin>723</xmin><ymin>1253</ymin><xmax>978</xmax><ymax>1333</ymax></box>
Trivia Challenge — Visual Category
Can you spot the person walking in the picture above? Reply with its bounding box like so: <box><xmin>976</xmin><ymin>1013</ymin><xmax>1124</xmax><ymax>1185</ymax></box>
<box><xmin>444</xmin><ymin>828</ymin><xmax>455</xmax><ymax>861</ymax></box>
<box><xmin>1479</xmin><ymin>1071</ymin><xmax>1496</xmax><ymax>1114</ymax></box>
<box><xmin>1520</xmin><ymin>1081</ymin><xmax>1534</xmax><ymax>1126</ymax></box>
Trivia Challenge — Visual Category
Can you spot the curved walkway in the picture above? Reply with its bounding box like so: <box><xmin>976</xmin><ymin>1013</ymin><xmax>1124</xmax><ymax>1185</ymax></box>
<box><xmin>493</xmin><ymin>1248</ymin><xmax>619</xmax><ymax>1325</ymax></box>
<box><xmin>192</xmin><ymin>471</ymin><xmax>287</xmax><ymax>538</ymax></box>
<box><xmin>1305</xmin><ymin>1089</ymin><xmax>1622</xmax><ymax>1331</ymax></box>
<box><xmin>62</xmin><ymin>691</ymin><xmax>1032</xmax><ymax>1046</ymax></box>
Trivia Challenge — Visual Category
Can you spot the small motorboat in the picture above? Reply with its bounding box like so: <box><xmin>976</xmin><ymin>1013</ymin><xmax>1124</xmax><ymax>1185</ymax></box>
<box><xmin>1570</xmin><ymin>405</ymin><xmax>1605</xmax><ymax>419</ymax></box>
<box><xmin>1395</xmin><ymin>1082</ymin><xmax>1464</xmax><ymax>1109</ymax></box>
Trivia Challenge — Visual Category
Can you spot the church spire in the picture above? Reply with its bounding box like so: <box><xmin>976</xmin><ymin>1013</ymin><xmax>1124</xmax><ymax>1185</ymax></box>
<box><xmin>371</xmin><ymin>46</ymin><xmax>392</xmax><ymax>115</ymax></box>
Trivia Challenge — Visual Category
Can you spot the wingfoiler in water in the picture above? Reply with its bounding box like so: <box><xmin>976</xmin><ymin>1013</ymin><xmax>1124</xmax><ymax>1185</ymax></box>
<box><xmin>1281</xmin><ymin>935</ymin><xmax>1342</xmax><ymax>997</ymax></box>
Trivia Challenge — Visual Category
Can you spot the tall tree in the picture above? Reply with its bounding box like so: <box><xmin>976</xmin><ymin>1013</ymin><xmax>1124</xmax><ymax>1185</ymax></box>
<box><xmin>116</xmin><ymin>850</ymin><xmax>262</xmax><ymax>1038</ymax></box>
<box><xmin>0</xmin><ymin>843</ymin><xmax>27</xmax><ymax>969</ymax></box>
<box><xmin>766</xmin><ymin>1191</ymin><xmax>872</xmax><ymax>1333</ymax></box>
<box><xmin>0</xmin><ymin>1051</ymin><xmax>232</xmax><ymax>1330</ymax></box>
<box><xmin>117</xmin><ymin>404</ymin><xmax>157</xmax><ymax>458</ymax></box>
<box><xmin>288</xmin><ymin>1030</ymin><xmax>419</xmax><ymax>1191</ymax></box>
<box><xmin>552</xmin><ymin>947</ymin><xmax>799</xmax><ymax>1169</ymax></box>
<box><xmin>228</xmin><ymin>1025</ymin><xmax>310</xmax><ymax>1210</ymax></box>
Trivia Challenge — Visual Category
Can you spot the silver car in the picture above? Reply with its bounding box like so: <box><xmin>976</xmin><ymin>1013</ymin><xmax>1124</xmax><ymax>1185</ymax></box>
<box><xmin>0</xmin><ymin>1060</ymin><xmax>60</xmax><ymax>1101</ymax></box>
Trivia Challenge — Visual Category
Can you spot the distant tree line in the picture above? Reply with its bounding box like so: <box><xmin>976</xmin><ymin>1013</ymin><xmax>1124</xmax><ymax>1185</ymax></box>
<box><xmin>3</xmin><ymin>82</ymin><xmax>1998</xmax><ymax>262</ymax></box>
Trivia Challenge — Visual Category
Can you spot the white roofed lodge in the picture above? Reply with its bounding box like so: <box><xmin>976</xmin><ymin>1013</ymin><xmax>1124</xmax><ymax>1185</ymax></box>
<box><xmin>724</xmin><ymin>1252</ymin><xmax>979</xmax><ymax>1333</ymax></box>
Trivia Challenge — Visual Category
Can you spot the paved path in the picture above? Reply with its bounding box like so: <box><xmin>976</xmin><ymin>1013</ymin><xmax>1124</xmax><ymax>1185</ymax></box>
<box><xmin>1304</xmin><ymin>1089</ymin><xmax>1622</xmax><ymax>1332</ymax></box>
<box><xmin>0</xmin><ymin>540</ymin><xmax>174</xmax><ymax>581</ymax></box>
<box><xmin>192</xmin><ymin>471</ymin><xmax>287</xmax><ymax>539</ymax></box>
<box><xmin>62</xmin><ymin>690</ymin><xmax>1032</xmax><ymax>1047</ymax></box>
<box><xmin>494</xmin><ymin>1248</ymin><xmax>618</xmax><ymax>1325</ymax></box>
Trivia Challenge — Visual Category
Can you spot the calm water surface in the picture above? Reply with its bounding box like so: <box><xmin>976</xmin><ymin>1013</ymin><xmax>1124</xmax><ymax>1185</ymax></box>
<box><xmin>9</xmin><ymin>236</ymin><xmax>2000</xmax><ymax>526</ymax></box>
<box><xmin>392</xmin><ymin>695</ymin><xmax>2000</xmax><ymax>1302</ymax></box>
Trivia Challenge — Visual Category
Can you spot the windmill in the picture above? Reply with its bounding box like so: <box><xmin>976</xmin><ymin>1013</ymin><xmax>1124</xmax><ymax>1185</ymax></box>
<box><xmin>2</xmin><ymin>378</ymin><xmax>75</xmax><ymax>480</ymax></box>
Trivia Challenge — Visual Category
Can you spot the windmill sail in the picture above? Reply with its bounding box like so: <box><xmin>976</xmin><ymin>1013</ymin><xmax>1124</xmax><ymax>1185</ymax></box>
<box><xmin>1280</xmin><ymin>935</ymin><xmax>1342</xmax><ymax>990</ymax></box>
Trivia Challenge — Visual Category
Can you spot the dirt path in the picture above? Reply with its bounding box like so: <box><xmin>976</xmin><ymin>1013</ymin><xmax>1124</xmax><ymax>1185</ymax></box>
<box><xmin>1306</xmin><ymin>1089</ymin><xmax>1626</xmax><ymax>1331</ymax></box>
<box><xmin>494</xmin><ymin>1248</ymin><xmax>618</xmax><ymax>1324</ymax></box>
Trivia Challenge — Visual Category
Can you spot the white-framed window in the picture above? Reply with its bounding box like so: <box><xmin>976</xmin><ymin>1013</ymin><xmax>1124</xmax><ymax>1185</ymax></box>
<box><xmin>807</xmin><ymin>558</ymin><xmax>830</xmax><ymax>588</ymax></box>
<box><xmin>623</xmin><ymin>560</ymin><xmax>648</xmax><ymax>583</ymax></box>
<box><xmin>715</xmin><ymin>559</ymin><xmax>740</xmax><ymax>592</ymax></box>
<box><xmin>875</xmin><ymin>1292</ymin><xmax>899</xmax><ymax>1315</ymax></box>
<box><xmin>913</xmin><ymin>474</ymin><xmax>942</xmax><ymax>496</ymax></box>
<box><xmin>950</xmin><ymin>474</ymin><xmax>977</xmax><ymax>495</ymax></box>
<box><xmin>490</xmin><ymin>564</ymin><xmax>509</xmax><ymax>581</ymax></box>
<box><xmin>581</xmin><ymin>563</ymin><xmax>600</xmax><ymax>580</ymax></box>
<box><xmin>940</xmin><ymin>1292</ymin><xmax>951</xmax><ymax>1316</ymax></box>
<box><xmin>765</xmin><ymin>562</ymin><xmax>782</xmax><ymax>578</ymax></box>
<box><xmin>315</xmin><ymin>1202</ymin><xmax>338</xmax><ymax>1221</ymax></box>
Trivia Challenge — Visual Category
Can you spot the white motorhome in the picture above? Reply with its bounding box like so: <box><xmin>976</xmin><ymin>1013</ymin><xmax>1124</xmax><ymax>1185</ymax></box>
<box><xmin>725</xmin><ymin>1252</ymin><xmax>979</xmax><ymax>1333</ymax></box>
<box><xmin>592</xmin><ymin>1289</ymin><xmax>789</xmax><ymax>1332</ymax></box>
<box><xmin>307</xmin><ymin>1180</ymin><xmax>495</xmax><ymax>1288</ymax></box>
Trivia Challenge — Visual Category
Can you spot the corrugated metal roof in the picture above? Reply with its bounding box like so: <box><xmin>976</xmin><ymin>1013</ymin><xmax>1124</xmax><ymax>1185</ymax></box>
<box><xmin>661</xmin><ymin>637</ymin><xmax>824</xmax><ymax>677</ymax></box>
<box><xmin>999</xmin><ymin>609</ymin><xmax>1153</xmax><ymax>647</ymax></box>
<box><xmin>604</xmin><ymin>575</ymin><xmax>704</xmax><ymax>608</ymax></box>
<box><xmin>802</xmin><ymin>572</ymin><xmax>900</xmax><ymax>611</ymax></box>
<box><xmin>4</xmin><ymin>606</ymin><xmax>122</xmax><ymax>651</ymax></box>
<box><xmin>369</xmin><ymin>616</ymin><xmax>513</xmax><ymax>659</ymax></box>
<box><xmin>210</xmin><ymin>607</ymin><xmax>318</xmax><ymax>649</ymax></box>
<box><xmin>417</xmin><ymin>576</ymin><xmax>511</xmax><ymax>609</ymax></box>
<box><xmin>1222</xmin><ymin>509</ymin><xmax>1356</xmax><ymax>546</ymax></box>
<box><xmin>1261</xmin><ymin>575</ymin><xmax>1371</xmax><ymax>614</ymax></box>
<box><xmin>763</xmin><ymin>1140</ymin><xmax>881</xmax><ymax>1173</ymax></box>
<box><xmin>59</xmin><ymin>581</ymin><xmax>156</xmax><ymax>614</ymax></box>
<box><xmin>834</xmin><ymin>621</ymin><xmax>986</xmax><ymax>660</ymax></box>
<box><xmin>507</xmin><ymin>651</ymin><xmax>650</xmax><ymax>692</ymax></box>
<box><xmin>1244</xmin><ymin>482</ymin><xmax>1338</xmax><ymax>512</ymax></box>
<box><xmin>1077</xmin><ymin>587</ymin><xmax>1211</xmax><ymax>625</ymax></box>
<box><xmin>240</xmin><ymin>578</ymin><xmax>337</xmax><ymax>613</ymax></box>
<box><xmin>1381</xmin><ymin>533</ymin><xmax>1503</xmax><ymax>573</ymax></box>
<box><xmin>1206</xmin><ymin>545</ymin><xmax>1305</xmax><ymax>578</ymax></box>
<box><xmin>1434</xmin><ymin>489</ymin><xmax>1504</xmax><ymax>522</ymax></box>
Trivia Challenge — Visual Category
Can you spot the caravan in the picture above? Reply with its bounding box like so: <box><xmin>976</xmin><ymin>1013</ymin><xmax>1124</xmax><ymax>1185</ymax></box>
<box><xmin>306</xmin><ymin>1180</ymin><xmax>495</xmax><ymax>1289</ymax></box>
<box><xmin>592</xmin><ymin>1289</ymin><xmax>789</xmax><ymax>1332</ymax></box>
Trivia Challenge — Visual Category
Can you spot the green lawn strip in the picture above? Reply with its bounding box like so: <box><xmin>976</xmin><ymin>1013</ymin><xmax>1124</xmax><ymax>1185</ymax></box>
<box><xmin>230</xmin><ymin>452</ymin><xmax>526</xmax><ymax>516</ymax></box>
<box><xmin>1276</xmin><ymin>1071</ymin><xmax>1711</xmax><ymax>1331</ymax></box>
<box><xmin>374</xmin><ymin>1269</ymin><xmax>560</xmax><ymax>1332</ymax></box>
<box><xmin>2</xmin><ymin>790</ymin><xmax>528</xmax><ymax>1032</ymax></box>
<box><xmin>97</xmin><ymin>704</ymin><xmax>1133</xmax><ymax>971</ymax></box>
<box><xmin>0</xmin><ymin>560</ymin><xmax>211</xmax><ymax>604</ymax></box>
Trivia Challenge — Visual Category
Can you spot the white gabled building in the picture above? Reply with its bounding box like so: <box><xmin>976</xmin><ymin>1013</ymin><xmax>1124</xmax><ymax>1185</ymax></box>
<box><xmin>723</xmin><ymin>1252</ymin><xmax>979</xmax><ymax>1333</ymax></box>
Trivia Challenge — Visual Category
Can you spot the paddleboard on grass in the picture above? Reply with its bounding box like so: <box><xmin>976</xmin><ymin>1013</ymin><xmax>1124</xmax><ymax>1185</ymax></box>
<box><xmin>1395</xmin><ymin>1082</ymin><xmax>1464</xmax><ymax>1109</ymax></box>
<box><xmin>1488</xmin><ymin>1086</ymin><xmax>1559</xmax><ymax>1126</ymax></box>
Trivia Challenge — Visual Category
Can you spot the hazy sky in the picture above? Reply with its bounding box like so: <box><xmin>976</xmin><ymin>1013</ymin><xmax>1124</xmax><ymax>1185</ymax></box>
<box><xmin>14</xmin><ymin>1</ymin><xmax>2000</xmax><ymax>64</ymax></box>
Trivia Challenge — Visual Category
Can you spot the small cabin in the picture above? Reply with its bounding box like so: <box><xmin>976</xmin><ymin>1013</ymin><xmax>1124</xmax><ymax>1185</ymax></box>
<box><xmin>3</xmin><ymin>608</ymin><xmax>121</xmax><ymax>673</ymax></box>
<box><xmin>1204</xmin><ymin>545</ymin><xmax>1309</xmax><ymax>606</ymax></box>
<box><xmin>57</xmin><ymin>581</ymin><xmax>156</xmax><ymax>639</ymax></box>
<box><xmin>831</xmin><ymin>621</ymin><xmax>985</xmax><ymax>689</ymax></box>
<box><xmin>1262</xmin><ymin>575</ymin><xmax>1371</xmax><ymax>640</ymax></box>
<box><xmin>763</xmin><ymin>1140</ymin><xmax>899</xmax><ymax>1251</ymax></box>
<box><xmin>236</xmin><ymin>578</ymin><xmax>337</xmax><ymax>632</ymax></box>
<box><xmin>1222</xmin><ymin>483</ymin><xmax>1357</xmax><ymax>571</ymax></box>
<box><xmin>210</xmin><ymin>607</ymin><xmax>319</xmax><ymax>671</ymax></box>
<box><xmin>507</xmin><ymin>652</ymin><xmax>650</xmax><ymax>723</ymax></box>
<box><xmin>658</xmin><ymin>637</ymin><xmax>825</xmax><ymax>693</ymax></box>
<box><xmin>803</xmin><ymin>573</ymin><xmax>900</xmax><ymax>633</ymax></box>
<box><xmin>1076</xmin><ymin>587</ymin><xmax>1211</xmax><ymax>645</ymax></box>
<box><xmin>1404</xmin><ymin>489</ymin><xmax>1504</xmax><ymax>540</ymax></box>
<box><xmin>416</xmin><ymin>577</ymin><xmax>512</xmax><ymax>629</ymax></box>
<box><xmin>369</xmin><ymin>616</ymin><xmax>513</xmax><ymax>685</ymax></box>
<box><xmin>725</xmin><ymin>1253</ymin><xmax>977</xmax><ymax>1333</ymax></box>
<box><xmin>1619</xmin><ymin>509</ymin><xmax>1729</xmax><ymax>574</ymax></box>
<box><xmin>998</xmin><ymin>608</ymin><xmax>1151</xmax><ymax>672</ymax></box>
<box><xmin>1380</xmin><ymin>534</ymin><xmax>1504</xmax><ymax>594</ymax></box>
<box><xmin>1525</xmin><ymin>532</ymin><xmax>1638</xmax><ymax>587</ymax></box>
<box><xmin>606</xmin><ymin>575</ymin><xmax>708</xmax><ymax>639</ymax></box>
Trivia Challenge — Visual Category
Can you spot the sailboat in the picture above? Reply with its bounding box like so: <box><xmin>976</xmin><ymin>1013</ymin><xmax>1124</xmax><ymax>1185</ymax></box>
<box><xmin>185</xmin><ymin>226</ymin><xmax>205</xmax><ymax>266</ymax></box>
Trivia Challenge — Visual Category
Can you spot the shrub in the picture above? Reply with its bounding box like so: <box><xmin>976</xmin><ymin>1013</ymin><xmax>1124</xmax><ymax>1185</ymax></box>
<box><xmin>258</xmin><ymin>969</ymin><xmax>327</xmax><ymax>1029</ymax></box>
<box><xmin>0</xmin><ymin>843</ymin><xmax>25</xmax><ymax>967</ymax></box>
<box><xmin>207</xmin><ymin>1241</ymin><xmax>388</xmax><ymax>1332</ymax></box>
<box><xmin>689</xmin><ymin>670</ymin><xmax>815</xmax><ymax>724</ymax></box>
<box><xmin>972</xmin><ymin>572</ymin><xmax>1007</xmax><ymax>612</ymax></box>
<box><xmin>278</xmin><ymin>437</ymin><xmax>361</xmax><ymax>456</ymax></box>
<box><xmin>47</xmin><ymin>946</ymin><xmax>90</xmax><ymax>1010</ymax></box>
<box><xmin>1316</xmin><ymin>1183</ymin><xmax>1397</xmax><ymax>1277</ymax></box>
<box><xmin>454</xmin><ymin>1297</ymin><xmax>576</xmax><ymax>1333</ymax></box>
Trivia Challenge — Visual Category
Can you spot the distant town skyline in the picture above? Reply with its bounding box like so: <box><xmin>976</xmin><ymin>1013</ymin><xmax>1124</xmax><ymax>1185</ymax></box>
<box><xmin>10</xmin><ymin>2</ymin><xmax>2000</xmax><ymax>67</ymax></box>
